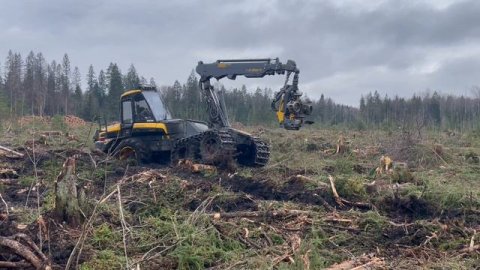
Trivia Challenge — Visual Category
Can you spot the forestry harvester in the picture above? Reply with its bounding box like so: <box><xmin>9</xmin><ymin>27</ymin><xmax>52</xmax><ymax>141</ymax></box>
<box><xmin>93</xmin><ymin>58</ymin><xmax>312</xmax><ymax>166</ymax></box>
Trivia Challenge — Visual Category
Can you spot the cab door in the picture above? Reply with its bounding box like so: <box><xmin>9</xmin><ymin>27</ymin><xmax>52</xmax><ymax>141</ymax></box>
<box><xmin>121</xmin><ymin>98</ymin><xmax>134</xmax><ymax>137</ymax></box>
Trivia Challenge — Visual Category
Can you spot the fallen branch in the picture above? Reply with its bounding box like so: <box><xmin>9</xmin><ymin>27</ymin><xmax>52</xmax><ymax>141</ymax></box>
<box><xmin>0</xmin><ymin>179</ymin><xmax>17</xmax><ymax>185</ymax></box>
<box><xmin>40</xmin><ymin>131</ymin><xmax>63</xmax><ymax>136</ymax></box>
<box><xmin>350</xmin><ymin>257</ymin><xmax>385</xmax><ymax>270</ymax></box>
<box><xmin>0</xmin><ymin>168</ymin><xmax>19</xmax><ymax>178</ymax></box>
<box><xmin>0</xmin><ymin>261</ymin><xmax>32</xmax><ymax>268</ymax></box>
<box><xmin>0</xmin><ymin>234</ymin><xmax>51</xmax><ymax>269</ymax></box>
<box><xmin>0</xmin><ymin>145</ymin><xmax>24</xmax><ymax>158</ymax></box>
<box><xmin>212</xmin><ymin>209</ymin><xmax>311</xmax><ymax>220</ymax></box>
<box><xmin>460</xmin><ymin>245</ymin><xmax>480</xmax><ymax>253</ymax></box>
<box><xmin>14</xmin><ymin>233</ymin><xmax>49</xmax><ymax>262</ymax></box>
<box><xmin>326</xmin><ymin>254</ymin><xmax>384</xmax><ymax>270</ymax></box>
<box><xmin>328</xmin><ymin>175</ymin><xmax>344</xmax><ymax>207</ymax></box>
<box><xmin>323</xmin><ymin>217</ymin><xmax>353</xmax><ymax>223</ymax></box>
<box><xmin>272</xmin><ymin>234</ymin><xmax>302</xmax><ymax>266</ymax></box>
<box><xmin>430</xmin><ymin>146</ymin><xmax>448</xmax><ymax>166</ymax></box>
<box><xmin>460</xmin><ymin>230</ymin><xmax>478</xmax><ymax>253</ymax></box>
<box><xmin>328</xmin><ymin>175</ymin><xmax>373</xmax><ymax>210</ymax></box>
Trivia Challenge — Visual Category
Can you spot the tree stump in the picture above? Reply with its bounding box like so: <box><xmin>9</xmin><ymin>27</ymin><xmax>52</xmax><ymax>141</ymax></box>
<box><xmin>54</xmin><ymin>157</ymin><xmax>84</xmax><ymax>226</ymax></box>
<box><xmin>336</xmin><ymin>135</ymin><xmax>348</xmax><ymax>154</ymax></box>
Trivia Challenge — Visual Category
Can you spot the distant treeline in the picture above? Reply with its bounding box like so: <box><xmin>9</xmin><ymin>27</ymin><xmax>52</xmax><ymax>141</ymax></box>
<box><xmin>1</xmin><ymin>50</ymin><xmax>480</xmax><ymax>131</ymax></box>
<box><xmin>357</xmin><ymin>91</ymin><xmax>480</xmax><ymax>131</ymax></box>
<box><xmin>0</xmin><ymin>50</ymin><xmax>154</xmax><ymax>121</ymax></box>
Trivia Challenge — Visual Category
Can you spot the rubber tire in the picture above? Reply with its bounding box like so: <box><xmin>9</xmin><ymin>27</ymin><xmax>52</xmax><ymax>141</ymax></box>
<box><xmin>114</xmin><ymin>138</ymin><xmax>151</xmax><ymax>165</ymax></box>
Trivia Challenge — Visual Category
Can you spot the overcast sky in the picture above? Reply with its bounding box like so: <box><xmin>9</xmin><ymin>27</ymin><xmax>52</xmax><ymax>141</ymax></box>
<box><xmin>1</xmin><ymin>0</ymin><xmax>479</xmax><ymax>106</ymax></box>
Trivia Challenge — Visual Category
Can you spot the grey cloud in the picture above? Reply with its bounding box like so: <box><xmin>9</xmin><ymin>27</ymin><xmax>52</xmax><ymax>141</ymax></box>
<box><xmin>1</xmin><ymin>0</ymin><xmax>479</xmax><ymax>106</ymax></box>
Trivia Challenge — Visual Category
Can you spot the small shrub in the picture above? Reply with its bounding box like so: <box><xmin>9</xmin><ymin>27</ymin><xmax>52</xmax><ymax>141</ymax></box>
<box><xmin>358</xmin><ymin>211</ymin><xmax>387</xmax><ymax>232</ymax></box>
<box><xmin>19</xmin><ymin>176</ymin><xmax>35</xmax><ymax>187</ymax></box>
<box><xmin>333</xmin><ymin>158</ymin><xmax>353</xmax><ymax>175</ymax></box>
<box><xmin>91</xmin><ymin>223</ymin><xmax>121</xmax><ymax>249</ymax></box>
<box><xmin>305</xmin><ymin>142</ymin><xmax>319</xmax><ymax>152</ymax></box>
<box><xmin>51</xmin><ymin>114</ymin><xmax>67</xmax><ymax>131</ymax></box>
<box><xmin>465</xmin><ymin>151</ymin><xmax>479</xmax><ymax>164</ymax></box>
<box><xmin>269</xmin><ymin>232</ymin><xmax>285</xmax><ymax>245</ymax></box>
<box><xmin>390</xmin><ymin>167</ymin><xmax>415</xmax><ymax>184</ymax></box>
<box><xmin>80</xmin><ymin>250</ymin><xmax>125</xmax><ymax>270</ymax></box>
<box><xmin>335</xmin><ymin>176</ymin><xmax>366</xmax><ymax>200</ymax></box>
<box><xmin>171</xmin><ymin>220</ymin><xmax>244</xmax><ymax>269</ymax></box>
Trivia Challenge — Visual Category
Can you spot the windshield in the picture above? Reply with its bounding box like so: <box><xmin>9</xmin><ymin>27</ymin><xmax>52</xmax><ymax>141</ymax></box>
<box><xmin>142</xmin><ymin>91</ymin><xmax>171</xmax><ymax>120</ymax></box>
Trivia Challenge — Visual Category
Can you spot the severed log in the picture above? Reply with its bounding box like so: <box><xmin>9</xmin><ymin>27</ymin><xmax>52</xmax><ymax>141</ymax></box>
<box><xmin>0</xmin><ymin>145</ymin><xmax>24</xmax><ymax>158</ymax></box>
<box><xmin>53</xmin><ymin>157</ymin><xmax>85</xmax><ymax>226</ymax></box>
<box><xmin>177</xmin><ymin>159</ymin><xmax>217</xmax><ymax>174</ymax></box>
<box><xmin>191</xmin><ymin>163</ymin><xmax>216</xmax><ymax>173</ymax></box>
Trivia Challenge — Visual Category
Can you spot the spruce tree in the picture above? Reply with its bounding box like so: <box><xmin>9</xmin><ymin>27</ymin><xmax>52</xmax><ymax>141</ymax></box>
<box><xmin>107</xmin><ymin>63</ymin><xmax>124</xmax><ymax>120</ymax></box>
<box><xmin>124</xmin><ymin>64</ymin><xmax>140</xmax><ymax>90</ymax></box>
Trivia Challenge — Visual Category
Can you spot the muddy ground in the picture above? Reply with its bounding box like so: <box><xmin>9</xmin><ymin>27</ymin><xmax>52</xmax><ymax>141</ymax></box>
<box><xmin>0</xmin><ymin>119</ymin><xmax>479</xmax><ymax>269</ymax></box>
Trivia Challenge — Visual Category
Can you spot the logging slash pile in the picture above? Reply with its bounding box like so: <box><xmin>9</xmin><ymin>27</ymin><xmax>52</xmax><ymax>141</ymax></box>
<box><xmin>0</xmin><ymin>120</ymin><xmax>478</xmax><ymax>269</ymax></box>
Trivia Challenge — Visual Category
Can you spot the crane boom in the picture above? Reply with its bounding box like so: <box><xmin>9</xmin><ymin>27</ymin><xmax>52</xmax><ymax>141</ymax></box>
<box><xmin>196</xmin><ymin>58</ymin><xmax>312</xmax><ymax>130</ymax></box>
<box><xmin>196</xmin><ymin>58</ymin><xmax>298</xmax><ymax>81</ymax></box>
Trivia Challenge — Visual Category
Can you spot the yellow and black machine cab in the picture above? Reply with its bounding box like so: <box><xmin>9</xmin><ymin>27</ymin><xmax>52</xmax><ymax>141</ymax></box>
<box><xmin>93</xmin><ymin>85</ymin><xmax>208</xmax><ymax>163</ymax></box>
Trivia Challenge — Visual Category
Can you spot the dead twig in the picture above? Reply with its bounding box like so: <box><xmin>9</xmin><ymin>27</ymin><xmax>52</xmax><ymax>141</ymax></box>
<box><xmin>0</xmin><ymin>192</ymin><xmax>9</xmax><ymax>216</ymax></box>
<box><xmin>117</xmin><ymin>185</ymin><xmax>130</xmax><ymax>269</ymax></box>
<box><xmin>459</xmin><ymin>230</ymin><xmax>478</xmax><ymax>253</ymax></box>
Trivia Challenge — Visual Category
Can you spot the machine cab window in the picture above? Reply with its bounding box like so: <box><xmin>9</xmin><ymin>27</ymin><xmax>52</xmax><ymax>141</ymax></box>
<box><xmin>122</xmin><ymin>100</ymin><xmax>133</xmax><ymax>124</ymax></box>
<box><xmin>134</xmin><ymin>95</ymin><xmax>155</xmax><ymax>122</ymax></box>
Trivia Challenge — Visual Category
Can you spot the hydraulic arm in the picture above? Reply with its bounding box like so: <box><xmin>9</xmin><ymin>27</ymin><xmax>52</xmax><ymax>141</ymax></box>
<box><xmin>196</xmin><ymin>58</ymin><xmax>312</xmax><ymax>130</ymax></box>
